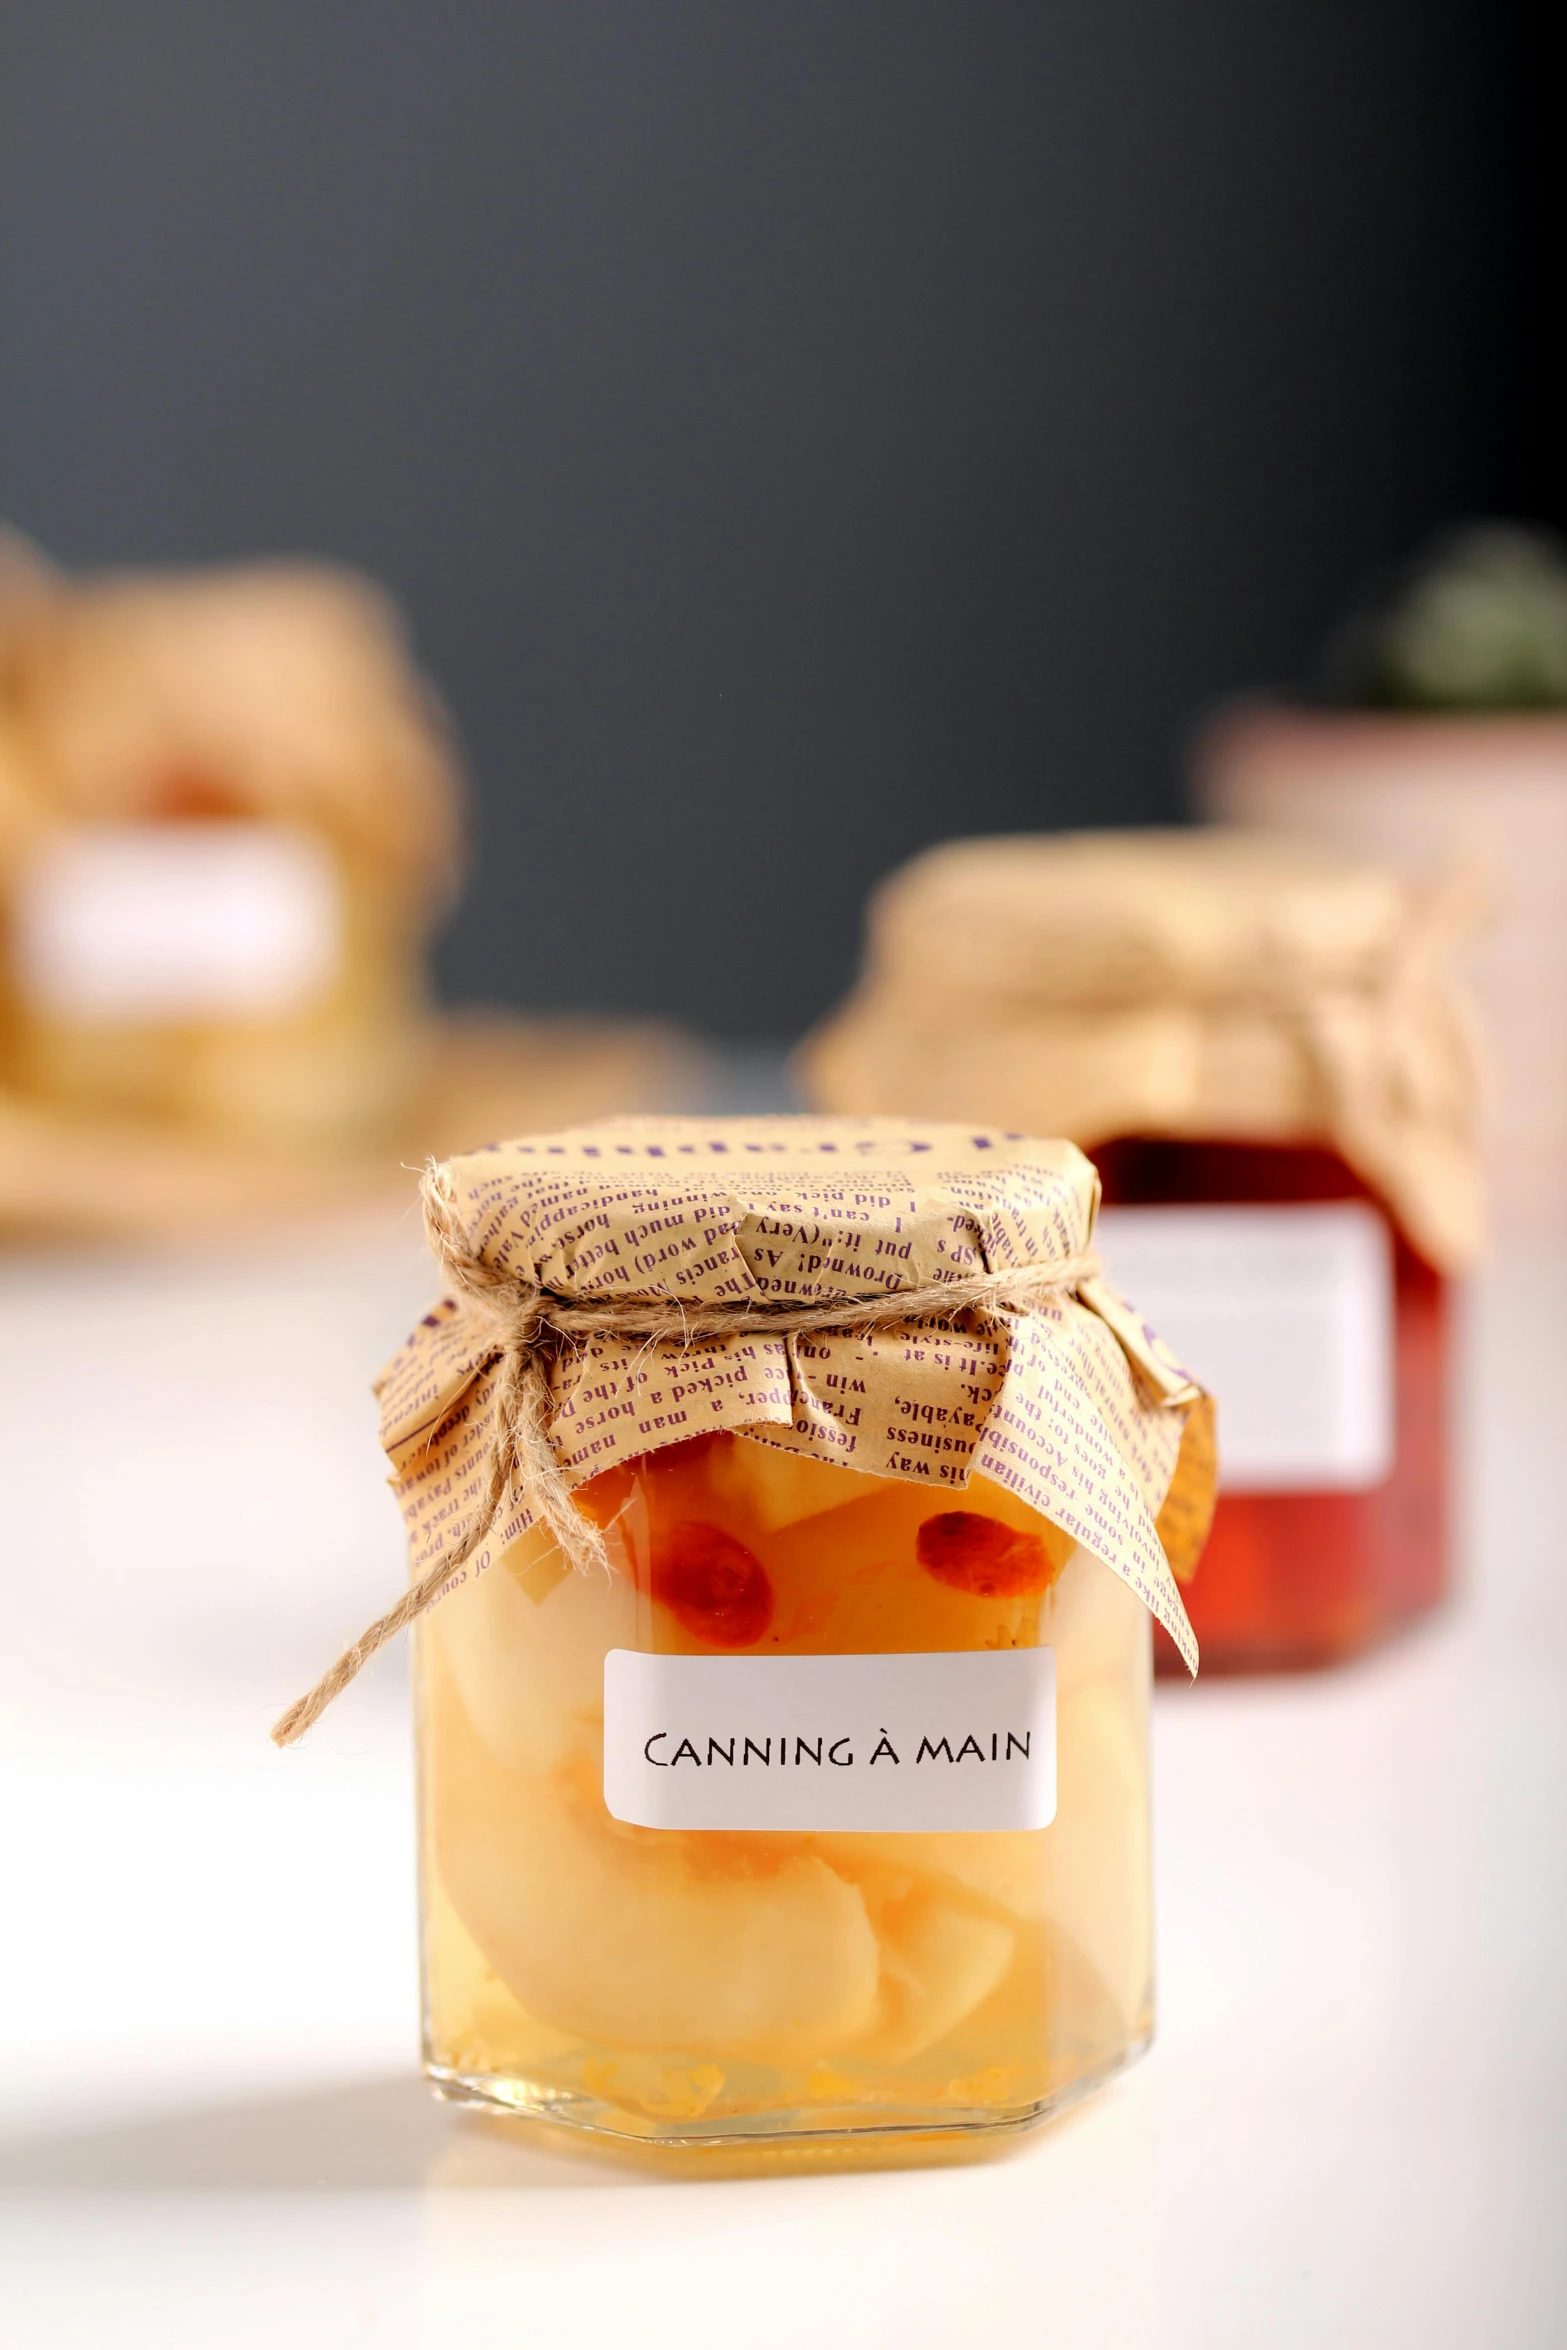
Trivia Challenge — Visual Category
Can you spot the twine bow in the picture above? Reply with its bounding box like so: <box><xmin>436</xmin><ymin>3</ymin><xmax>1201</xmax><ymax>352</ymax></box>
<box><xmin>270</xmin><ymin>1163</ymin><xmax>1102</xmax><ymax>1747</ymax></box>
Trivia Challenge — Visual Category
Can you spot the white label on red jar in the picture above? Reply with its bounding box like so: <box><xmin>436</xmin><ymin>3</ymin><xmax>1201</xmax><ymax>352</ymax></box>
<box><xmin>12</xmin><ymin>823</ymin><xmax>341</xmax><ymax>1020</ymax></box>
<box><xmin>1095</xmin><ymin>1201</ymin><xmax>1395</xmax><ymax>1493</ymax></box>
<box><xmin>602</xmin><ymin>1647</ymin><xmax>1055</xmax><ymax>1833</ymax></box>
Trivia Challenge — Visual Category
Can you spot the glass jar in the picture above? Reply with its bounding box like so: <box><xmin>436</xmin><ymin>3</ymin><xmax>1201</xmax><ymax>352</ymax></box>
<box><xmin>1095</xmin><ymin>1137</ymin><xmax>1448</xmax><ymax>1673</ymax></box>
<box><xmin>4</xmin><ymin>814</ymin><xmax>429</xmax><ymax>1142</ymax></box>
<box><xmin>416</xmin><ymin>1427</ymin><xmax>1153</xmax><ymax>2153</ymax></box>
<box><xmin>0</xmin><ymin>555</ymin><xmax>461</xmax><ymax>1146</ymax></box>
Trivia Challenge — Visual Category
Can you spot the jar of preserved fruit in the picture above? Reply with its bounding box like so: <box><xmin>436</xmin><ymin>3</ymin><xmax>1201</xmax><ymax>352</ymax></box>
<box><xmin>803</xmin><ymin>830</ymin><xmax>1481</xmax><ymax>1673</ymax></box>
<box><xmin>277</xmin><ymin>1118</ymin><xmax>1216</xmax><ymax>2158</ymax></box>
<box><xmin>0</xmin><ymin>548</ymin><xmax>461</xmax><ymax>1145</ymax></box>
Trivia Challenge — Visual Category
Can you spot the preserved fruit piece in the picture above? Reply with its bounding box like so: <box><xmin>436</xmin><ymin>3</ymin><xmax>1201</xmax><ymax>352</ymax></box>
<box><xmin>849</xmin><ymin>1879</ymin><xmax>1016</xmax><ymax>2065</ymax></box>
<box><xmin>430</xmin><ymin>1679</ymin><xmax>883</xmax><ymax>2064</ymax></box>
<box><xmin>428</xmin><ymin>1520</ymin><xmax>636</xmax><ymax>1776</ymax></box>
<box><xmin>700</xmin><ymin>1436</ymin><xmax>888</xmax><ymax>1533</ymax></box>
<box><xmin>916</xmin><ymin>1510</ymin><xmax>1058</xmax><ymax>1598</ymax></box>
<box><xmin>1041</xmin><ymin>1674</ymin><xmax>1151</xmax><ymax>2031</ymax></box>
<box><xmin>648</xmin><ymin>1520</ymin><xmax>775</xmax><ymax>1648</ymax></box>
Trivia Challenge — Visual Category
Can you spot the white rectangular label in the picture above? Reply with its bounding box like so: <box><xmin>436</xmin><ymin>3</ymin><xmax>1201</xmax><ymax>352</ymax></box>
<box><xmin>13</xmin><ymin>823</ymin><xmax>341</xmax><ymax>1020</ymax></box>
<box><xmin>603</xmin><ymin>1648</ymin><xmax>1055</xmax><ymax>1833</ymax></box>
<box><xmin>1095</xmin><ymin>1201</ymin><xmax>1395</xmax><ymax>1493</ymax></box>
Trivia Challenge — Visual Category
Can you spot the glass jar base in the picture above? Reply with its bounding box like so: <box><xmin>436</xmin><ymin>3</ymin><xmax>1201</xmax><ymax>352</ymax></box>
<box><xmin>425</xmin><ymin>2028</ymin><xmax>1150</xmax><ymax>2169</ymax></box>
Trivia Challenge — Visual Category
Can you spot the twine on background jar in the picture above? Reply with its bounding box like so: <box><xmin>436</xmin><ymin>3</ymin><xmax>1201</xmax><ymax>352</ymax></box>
<box><xmin>269</xmin><ymin>1164</ymin><xmax>1105</xmax><ymax>1748</ymax></box>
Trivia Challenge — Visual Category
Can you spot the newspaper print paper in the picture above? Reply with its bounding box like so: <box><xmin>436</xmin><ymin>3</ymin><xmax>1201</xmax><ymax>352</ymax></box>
<box><xmin>376</xmin><ymin>1117</ymin><xmax>1211</xmax><ymax>1670</ymax></box>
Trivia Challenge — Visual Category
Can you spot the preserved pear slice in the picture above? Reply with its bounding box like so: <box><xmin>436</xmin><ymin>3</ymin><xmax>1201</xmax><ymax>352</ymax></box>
<box><xmin>430</xmin><ymin>1667</ymin><xmax>883</xmax><ymax>2065</ymax></box>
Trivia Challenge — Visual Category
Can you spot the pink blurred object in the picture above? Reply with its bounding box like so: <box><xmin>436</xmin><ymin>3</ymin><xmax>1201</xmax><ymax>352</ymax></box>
<box><xmin>1197</xmin><ymin>704</ymin><xmax>1567</xmax><ymax>1234</ymax></box>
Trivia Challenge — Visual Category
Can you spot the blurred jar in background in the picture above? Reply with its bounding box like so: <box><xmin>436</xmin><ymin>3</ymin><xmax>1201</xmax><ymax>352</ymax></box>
<box><xmin>0</xmin><ymin>535</ymin><xmax>463</xmax><ymax>1146</ymax></box>
<box><xmin>802</xmin><ymin>831</ymin><xmax>1483</xmax><ymax>1672</ymax></box>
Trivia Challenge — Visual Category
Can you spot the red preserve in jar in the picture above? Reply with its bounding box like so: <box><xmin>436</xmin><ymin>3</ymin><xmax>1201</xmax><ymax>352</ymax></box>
<box><xmin>1094</xmin><ymin>1136</ymin><xmax>1446</xmax><ymax>1671</ymax></box>
<box><xmin>802</xmin><ymin>827</ymin><xmax>1482</xmax><ymax>1674</ymax></box>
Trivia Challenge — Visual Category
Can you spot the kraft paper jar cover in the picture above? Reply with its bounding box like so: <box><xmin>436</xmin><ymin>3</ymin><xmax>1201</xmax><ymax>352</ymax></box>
<box><xmin>802</xmin><ymin>831</ymin><xmax>1483</xmax><ymax>1272</ymax></box>
<box><xmin>375</xmin><ymin>1117</ymin><xmax>1218</xmax><ymax>1672</ymax></box>
<box><xmin>0</xmin><ymin>540</ymin><xmax>461</xmax><ymax>892</ymax></box>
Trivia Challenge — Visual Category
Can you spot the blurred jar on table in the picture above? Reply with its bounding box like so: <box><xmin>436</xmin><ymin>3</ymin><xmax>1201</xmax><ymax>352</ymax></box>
<box><xmin>0</xmin><ymin>536</ymin><xmax>463</xmax><ymax>1145</ymax></box>
<box><xmin>803</xmin><ymin>830</ymin><xmax>1483</xmax><ymax>1673</ymax></box>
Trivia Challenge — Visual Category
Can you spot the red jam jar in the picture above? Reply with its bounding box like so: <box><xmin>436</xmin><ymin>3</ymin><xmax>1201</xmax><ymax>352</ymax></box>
<box><xmin>1094</xmin><ymin>1137</ymin><xmax>1447</xmax><ymax>1672</ymax></box>
<box><xmin>801</xmin><ymin>827</ymin><xmax>1483</xmax><ymax>1676</ymax></box>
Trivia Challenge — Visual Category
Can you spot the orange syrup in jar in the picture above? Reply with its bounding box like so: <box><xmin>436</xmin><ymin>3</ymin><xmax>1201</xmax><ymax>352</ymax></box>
<box><xmin>416</xmin><ymin>1430</ymin><xmax>1154</xmax><ymax>2151</ymax></box>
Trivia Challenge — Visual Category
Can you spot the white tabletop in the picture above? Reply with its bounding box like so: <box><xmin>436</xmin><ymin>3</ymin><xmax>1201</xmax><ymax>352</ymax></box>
<box><xmin>2</xmin><ymin>1213</ymin><xmax>1563</xmax><ymax>2348</ymax></box>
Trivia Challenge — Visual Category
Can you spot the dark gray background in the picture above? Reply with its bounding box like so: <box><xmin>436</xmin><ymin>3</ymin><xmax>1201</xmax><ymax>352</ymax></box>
<box><xmin>0</xmin><ymin>4</ymin><xmax>1538</xmax><ymax>1036</ymax></box>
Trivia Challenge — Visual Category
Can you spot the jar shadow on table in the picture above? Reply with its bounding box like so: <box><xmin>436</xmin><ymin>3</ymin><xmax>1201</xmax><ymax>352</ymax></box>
<box><xmin>0</xmin><ymin>2069</ymin><xmax>1107</xmax><ymax>2194</ymax></box>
